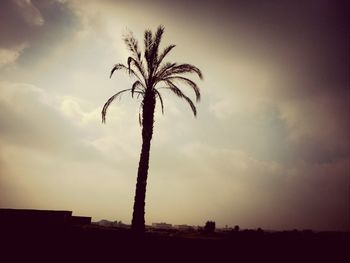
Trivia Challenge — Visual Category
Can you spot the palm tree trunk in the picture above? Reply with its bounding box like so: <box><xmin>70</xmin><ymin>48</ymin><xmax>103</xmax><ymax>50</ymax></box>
<box><xmin>131</xmin><ymin>91</ymin><xmax>156</xmax><ymax>233</ymax></box>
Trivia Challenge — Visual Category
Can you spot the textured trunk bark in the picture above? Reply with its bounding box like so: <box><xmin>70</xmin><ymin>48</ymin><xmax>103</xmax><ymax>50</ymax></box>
<box><xmin>131</xmin><ymin>90</ymin><xmax>156</xmax><ymax>233</ymax></box>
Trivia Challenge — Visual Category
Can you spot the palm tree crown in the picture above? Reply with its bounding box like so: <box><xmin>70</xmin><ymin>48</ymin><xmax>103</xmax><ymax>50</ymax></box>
<box><xmin>102</xmin><ymin>25</ymin><xmax>203</xmax><ymax>123</ymax></box>
<box><xmin>102</xmin><ymin>25</ymin><xmax>202</xmax><ymax>233</ymax></box>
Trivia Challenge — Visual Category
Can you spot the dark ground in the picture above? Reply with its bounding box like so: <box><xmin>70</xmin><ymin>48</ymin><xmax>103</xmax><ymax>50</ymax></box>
<box><xmin>1</xmin><ymin>224</ymin><xmax>349</xmax><ymax>263</ymax></box>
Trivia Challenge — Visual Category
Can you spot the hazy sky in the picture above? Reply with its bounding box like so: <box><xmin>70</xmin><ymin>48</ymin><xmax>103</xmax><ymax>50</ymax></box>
<box><xmin>0</xmin><ymin>0</ymin><xmax>349</xmax><ymax>231</ymax></box>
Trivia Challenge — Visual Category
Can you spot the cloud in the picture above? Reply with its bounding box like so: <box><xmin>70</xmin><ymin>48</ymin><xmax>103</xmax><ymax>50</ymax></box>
<box><xmin>13</xmin><ymin>0</ymin><xmax>44</xmax><ymax>26</ymax></box>
<box><xmin>0</xmin><ymin>0</ymin><xmax>79</xmax><ymax>69</ymax></box>
<box><xmin>0</xmin><ymin>82</ymin><xmax>72</xmax><ymax>151</ymax></box>
<box><xmin>0</xmin><ymin>44</ymin><xmax>27</xmax><ymax>68</ymax></box>
<box><xmin>158</xmin><ymin>141</ymin><xmax>349</xmax><ymax>230</ymax></box>
<box><xmin>0</xmin><ymin>1</ymin><xmax>39</xmax><ymax>48</ymax></box>
<box><xmin>0</xmin><ymin>81</ymin><xmax>140</xmax><ymax>219</ymax></box>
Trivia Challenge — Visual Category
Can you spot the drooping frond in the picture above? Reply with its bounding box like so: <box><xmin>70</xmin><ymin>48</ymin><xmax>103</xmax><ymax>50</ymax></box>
<box><xmin>110</xmin><ymin>63</ymin><xmax>124</xmax><ymax>78</ymax></box>
<box><xmin>102</xmin><ymin>89</ymin><xmax>131</xmax><ymax>123</ymax></box>
<box><xmin>164</xmin><ymin>76</ymin><xmax>200</xmax><ymax>102</ymax></box>
<box><xmin>155</xmin><ymin>62</ymin><xmax>177</xmax><ymax>80</ymax></box>
<box><xmin>123</xmin><ymin>32</ymin><xmax>141</xmax><ymax>61</ymax></box>
<box><xmin>127</xmin><ymin>57</ymin><xmax>147</xmax><ymax>80</ymax></box>
<box><xmin>163</xmin><ymin>63</ymin><xmax>203</xmax><ymax>79</ymax></box>
<box><xmin>110</xmin><ymin>63</ymin><xmax>143</xmax><ymax>83</ymax></box>
<box><xmin>165</xmin><ymin>80</ymin><xmax>197</xmax><ymax>117</ymax></box>
<box><xmin>154</xmin><ymin>89</ymin><xmax>164</xmax><ymax>114</ymax></box>
<box><xmin>138</xmin><ymin>103</ymin><xmax>143</xmax><ymax>126</ymax></box>
<box><xmin>131</xmin><ymin>80</ymin><xmax>145</xmax><ymax>98</ymax></box>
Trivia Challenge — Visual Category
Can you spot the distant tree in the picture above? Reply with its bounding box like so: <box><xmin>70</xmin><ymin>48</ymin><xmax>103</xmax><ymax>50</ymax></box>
<box><xmin>234</xmin><ymin>225</ymin><xmax>240</xmax><ymax>232</ymax></box>
<box><xmin>204</xmin><ymin>221</ymin><xmax>216</xmax><ymax>233</ymax></box>
<box><xmin>102</xmin><ymin>25</ymin><xmax>203</xmax><ymax>234</ymax></box>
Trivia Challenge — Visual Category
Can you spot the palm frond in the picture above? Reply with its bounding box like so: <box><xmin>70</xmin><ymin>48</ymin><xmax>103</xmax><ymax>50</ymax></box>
<box><xmin>144</xmin><ymin>29</ymin><xmax>152</xmax><ymax>64</ymax></box>
<box><xmin>131</xmin><ymin>80</ymin><xmax>145</xmax><ymax>98</ymax></box>
<box><xmin>144</xmin><ymin>30</ymin><xmax>153</xmax><ymax>50</ymax></box>
<box><xmin>102</xmin><ymin>88</ymin><xmax>131</xmax><ymax>123</ymax></box>
<box><xmin>127</xmin><ymin>56</ymin><xmax>147</xmax><ymax>80</ymax></box>
<box><xmin>110</xmin><ymin>63</ymin><xmax>143</xmax><ymax>83</ymax></box>
<box><xmin>156</xmin><ymin>44</ymin><xmax>176</xmax><ymax>68</ymax></box>
<box><xmin>152</xmin><ymin>25</ymin><xmax>164</xmax><ymax>58</ymax></box>
<box><xmin>154</xmin><ymin>89</ymin><xmax>164</xmax><ymax>114</ymax></box>
<box><xmin>164</xmin><ymin>76</ymin><xmax>200</xmax><ymax>102</ymax></box>
<box><xmin>110</xmin><ymin>63</ymin><xmax>125</xmax><ymax>78</ymax></box>
<box><xmin>148</xmin><ymin>25</ymin><xmax>165</xmax><ymax>74</ymax></box>
<box><xmin>165</xmin><ymin>80</ymin><xmax>197</xmax><ymax>116</ymax></box>
<box><xmin>138</xmin><ymin>103</ymin><xmax>143</xmax><ymax>126</ymax></box>
<box><xmin>163</xmin><ymin>63</ymin><xmax>203</xmax><ymax>79</ymax></box>
<box><xmin>153</xmin><ymin>25</ymin><xmax>165</xmax><ymax>53</ymax></box>
<box><xmin>155</xmin><ymin>62</ymin><xmax>177</xmax><ymax>80</ymax></box>
<box><xmin>123</xmin><ymin>32</ymin><xmax>141</xmax><ymax>60</ymax></box>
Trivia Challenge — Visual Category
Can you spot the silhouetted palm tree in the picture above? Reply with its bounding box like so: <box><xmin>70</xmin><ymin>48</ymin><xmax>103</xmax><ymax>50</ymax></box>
<box><xmin>102</xmin><ymin>25</ymin><xmax>202</xmax><ymax>233</ymax></box>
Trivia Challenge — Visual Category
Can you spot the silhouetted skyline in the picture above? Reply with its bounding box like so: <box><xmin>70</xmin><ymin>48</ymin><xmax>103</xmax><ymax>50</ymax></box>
<box><xmin>0</xmin><ymin>0</ymin><xmax>348</xmax><ymax>231</ymax></box>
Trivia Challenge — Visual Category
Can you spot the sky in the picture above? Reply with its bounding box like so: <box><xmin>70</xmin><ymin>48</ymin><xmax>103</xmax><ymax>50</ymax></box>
<box><xmin>0</xmin><ymin>0</ymin><xmax>349</xmax><ymax>231</ymax></box>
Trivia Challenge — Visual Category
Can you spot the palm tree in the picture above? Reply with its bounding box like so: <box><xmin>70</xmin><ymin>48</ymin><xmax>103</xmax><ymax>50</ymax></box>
<box><xmin>102</xmin><ymin>25</ymin><xmax>202</xmax><ymax>233</ymax></box>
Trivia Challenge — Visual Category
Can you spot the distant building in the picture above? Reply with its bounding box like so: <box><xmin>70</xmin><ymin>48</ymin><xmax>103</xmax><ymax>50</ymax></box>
<box><xmin>94</xmin><ymin>220</ymin><xmax>131</xmax><ymax>228</ymax></box>
<box><xmin>152</xmin><ymin>222</ymin><xmax>173</xmax><ymax>229</ymax></box>
<box><xmin>175</xmin><ymin>224</ymin><xmax>195</xmax><ymax>231</ymax></box>
<box><xmin>216</xmin><ymin>227</ymin><xmax>232</xmax><ymax>232</ymax></box>
<box><xmin>96</xmin><ymin>219</ymin><xmax>114</xmax><ymax>227</ymax></box>
<box><xmin>0</xmin><ymin>208</ymin><xmax>90</xmax><ymax>226</ymax></box>
<box><xmin>0</xmin><ymin>208</ymin><xmax>72</xmax><ymax>226</ymax></box>
<box><xmin>112</xmin><ymin>220</ymin><xmax>130</xmax><ymax>228</ymax></box>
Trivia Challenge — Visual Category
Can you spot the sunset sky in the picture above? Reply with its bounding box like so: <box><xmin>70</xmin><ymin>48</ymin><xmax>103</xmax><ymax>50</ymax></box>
<box><xmin>0</xmin><ymin>0</ymin><xmax>348</xmax><ymax>231</ymax></box>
